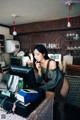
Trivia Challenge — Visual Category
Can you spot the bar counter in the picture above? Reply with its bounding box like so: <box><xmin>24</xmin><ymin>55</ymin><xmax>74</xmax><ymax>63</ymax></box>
<box><xmin>66</xmin><ymin>64</ymin><xmax>80</xmax><ymax>76</ymax></box>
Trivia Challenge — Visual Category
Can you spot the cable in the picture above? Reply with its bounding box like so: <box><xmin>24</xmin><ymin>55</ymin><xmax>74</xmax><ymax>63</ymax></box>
<box><xmin>1</xmin><ymin>97</ymin><xmax>9</xmax><ymax>108</ymax></box>
<box><xmin>0</xmin><ymin>96</ymin><xmax>20</xmax><ymax>114</ymax></box>
<box><xmin>12</xmin><ymin>99</ymin><xmax>19</xmax><ymax>114</ymax></box>
<box><xmin>0</xmin><ymin>97</ymin><xmax>9</xmax><ymax>112</ymax></box>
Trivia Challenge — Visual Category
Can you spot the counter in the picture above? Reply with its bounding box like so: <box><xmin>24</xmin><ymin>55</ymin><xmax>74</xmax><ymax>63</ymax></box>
<box><xmin>66</xmin><ymin>64</ymin><xmax>80</xmax><ymax>76</ymax></box>
<box><xmin>0</xmin><ymin>91</ymin><xmax>54</xmax><ymax>120</ymax></box>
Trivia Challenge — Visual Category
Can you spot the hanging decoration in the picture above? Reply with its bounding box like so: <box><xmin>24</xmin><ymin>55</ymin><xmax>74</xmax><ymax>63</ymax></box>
<box><xmin>66</xmin><ymin>1</ymin><xmax>72</xmax><ymax>27</ymax></box>
<box><xmin>12</xmin><ymin>14</ymin><xmax>17</xmax><ymax>36</ymax></box>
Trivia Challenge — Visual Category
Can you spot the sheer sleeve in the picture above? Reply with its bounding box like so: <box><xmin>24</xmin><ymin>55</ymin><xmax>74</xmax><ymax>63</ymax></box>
<box><xmin>40</xmin><ymin>69</ymin><xmax>62</xmax><ymax>91</ymax></box>
<box><xmin>35</xmin><ymin>72</ymin><xmax>43</xmax><ymax>83</ymax></box>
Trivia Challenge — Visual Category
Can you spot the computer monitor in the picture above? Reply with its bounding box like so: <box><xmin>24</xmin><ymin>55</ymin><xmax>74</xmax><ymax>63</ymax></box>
<box><xmin>9</xmin><ymin>65</ymin><xmax>36</xmax><ymax>88</ymax></box>
<box><xmin>48</xmin><ymin>54</ymin><xmax>61</xmax><ymax>63</ymax></box>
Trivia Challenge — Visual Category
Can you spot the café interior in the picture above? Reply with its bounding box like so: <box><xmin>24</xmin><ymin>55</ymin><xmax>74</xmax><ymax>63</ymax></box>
<box><xmin>0</xmin><ymin>0</ymin><xmax>80</xmax><ymax>120</ymax></box>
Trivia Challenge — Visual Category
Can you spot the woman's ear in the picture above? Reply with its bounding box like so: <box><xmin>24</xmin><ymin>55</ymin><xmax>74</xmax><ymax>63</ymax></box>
<box><xmin>43</xmin><ymin>53</ymin><xmax>45</xmax><ymax>57</ymax></box>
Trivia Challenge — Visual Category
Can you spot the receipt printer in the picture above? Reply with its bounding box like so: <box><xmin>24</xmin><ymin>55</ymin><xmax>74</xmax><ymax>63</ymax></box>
<box><xmin>15</xmin><ymin>89</ymin><xmax>39</xmax><ymax>104</ymax></box>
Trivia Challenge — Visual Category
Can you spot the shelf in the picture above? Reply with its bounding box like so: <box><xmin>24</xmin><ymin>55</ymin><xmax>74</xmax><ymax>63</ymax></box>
<box><xmin>0</xmin><ymin>40</ymin><xmax>4</xmax><ymax>41</ymax></box>
<box><xmin>66</xmin><ymin>49</ymin><xmax>80</xmax><ymax>51</ymax></box>
<box><xmin>65</xmin><ymin>40</ymin><xmax>80</xmax><ymax>41</ymax></box>
<box><xmin>47</xmin><ymin>48</ymin><xmax>62</xmax><ymax>54</ymax></box>
<box><xmin>0</xmin><ymin>46</ymin><xmax>4</xmax><ymax>48</ymax></box>
<box><xmin>0</xmin><ymin>34</ymin><xmax>5</xmax><ymax>53</ymax></box>
<box><xmin>1</xmin><ymin>65</ymin><xmax>9</xmax><ymax>74</ymax></box>
<box><xmin>47</xmin><ymin>48</ymin><xmax>61</xmax><ymax>50</ymax></box>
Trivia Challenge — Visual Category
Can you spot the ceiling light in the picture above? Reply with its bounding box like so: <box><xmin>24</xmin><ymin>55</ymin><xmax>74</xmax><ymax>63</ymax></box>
<box><xmin>67</xmin><ymin>17</ymin><xmax>71</xmax><ymax>27</ymax></box>
<box><xmin>66</xmin><ymin>1</ymin><xmax>72</xmax><ymax>28</ymax></box>
<box><xmin>12</xmin><ymin>14</ymin><xmax>17</xmax><ymax>36</ymax></box>
<box><xmin>13</xmin><ymin>25</ymin><xmax>17</xmax><ymax>36</ymax></box>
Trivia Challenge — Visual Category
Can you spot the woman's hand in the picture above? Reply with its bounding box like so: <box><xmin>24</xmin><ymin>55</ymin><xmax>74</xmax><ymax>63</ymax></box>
<box><xmin>35</xmin><ymin>61</ymin><xmax>41</xmax><ymax>70</ymax></box>
<box><xmin>35</xmin><ymin>61</ymin><xmax>42</xmax><ymax>76</ymax></box>
<box><xmin>27</xmin><ymin>59</ymin><xmax>33</xmax><ymax>67</ymax></box>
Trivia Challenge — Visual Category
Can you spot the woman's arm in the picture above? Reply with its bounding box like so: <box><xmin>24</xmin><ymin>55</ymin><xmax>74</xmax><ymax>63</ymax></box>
<box><xmin>40</xmin><ymin>69</ymin><xmax>62</xmax><ymax>91</ymax></box>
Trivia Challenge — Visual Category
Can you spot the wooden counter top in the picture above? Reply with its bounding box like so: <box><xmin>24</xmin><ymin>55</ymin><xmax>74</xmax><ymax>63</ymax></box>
<box><xmin>66</xmin><ymin>64</ymin><xmax>80</xmax><ymax>76</ymax></box>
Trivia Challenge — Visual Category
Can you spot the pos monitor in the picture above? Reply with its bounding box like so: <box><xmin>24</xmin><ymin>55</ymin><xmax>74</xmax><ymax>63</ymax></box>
<box><xmin>9</xmin><ymin>65</ymin><xmax>36</xmax><ymax>88</ymax></box>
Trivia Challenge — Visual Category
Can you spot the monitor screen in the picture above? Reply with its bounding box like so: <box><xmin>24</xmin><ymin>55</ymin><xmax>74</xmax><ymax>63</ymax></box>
<box><xmin>10</xmin><ymin>57</ymin><xmax>22</xmax><ymax>66</ymax></box>
<box><xmin>9</xmin><ymin>65</ymin><xmax>36</xmax><ymax>88</ymax></box>
<box><xmin>48</xmin><ymin>54</ymin><xmax>61</xmax><ymax>63</ymax></box>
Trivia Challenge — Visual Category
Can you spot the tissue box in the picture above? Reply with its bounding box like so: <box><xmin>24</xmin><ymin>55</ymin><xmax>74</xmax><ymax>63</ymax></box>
<box><xmin>16</xmin><ymin>89</ymin><xmax>39</xmax><ymax>104</ymax></box>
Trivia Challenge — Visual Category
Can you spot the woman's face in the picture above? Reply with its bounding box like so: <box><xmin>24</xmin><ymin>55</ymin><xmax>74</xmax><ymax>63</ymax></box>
<box><xmin>34</xmin><ymin>49</ymin><xmax>44</xmax><ymax>62</ymax></box>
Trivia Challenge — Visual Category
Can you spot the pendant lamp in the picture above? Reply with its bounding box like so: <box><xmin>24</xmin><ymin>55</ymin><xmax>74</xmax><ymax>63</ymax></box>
<box><xmin>66</xmin><ymin>1</ymin><xmax>72</xmax><ymax>28</ymax></box>
<box><xmin>12</xmin><ymin>14</ymin><xmax>17</xmax><ymax>36</ymax></box>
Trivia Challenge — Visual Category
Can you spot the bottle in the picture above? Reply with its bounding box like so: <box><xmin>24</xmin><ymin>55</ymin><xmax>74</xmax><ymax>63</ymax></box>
<box><xmin>19</xmin><ymin>77</ymin><xmax>24</xmax><ymax>89</ymax></box>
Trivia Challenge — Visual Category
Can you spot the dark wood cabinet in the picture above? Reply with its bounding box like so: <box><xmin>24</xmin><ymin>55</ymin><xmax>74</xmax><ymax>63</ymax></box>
<box><xmin>47</xmin><ymin>48</ymin><xmax>61</xmax><ymax>54</ymax></box>
<box><xmin>66</xmin><ymin>49</ymin><xmax>80</xmax><ymax>56</ymax></box>
<box><xmin>0</xmin><ymin>34</ymin><xmax>5</xmax><ymax>53</ymax></box>
<box><xmin>66</xmin><ymin>64</ymin><xmax>80</xmax><ymax>76</ymax></box>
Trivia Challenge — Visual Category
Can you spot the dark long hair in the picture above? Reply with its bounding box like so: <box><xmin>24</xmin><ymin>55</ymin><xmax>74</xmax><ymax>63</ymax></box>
<box><xmin>33</xmin><ymin>44</ymin><xmax>50</xmax><ymax>72</ymax></box>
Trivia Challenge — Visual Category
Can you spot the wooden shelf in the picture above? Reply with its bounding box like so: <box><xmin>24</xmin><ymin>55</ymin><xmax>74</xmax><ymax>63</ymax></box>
<box><xmin>0</xmin><ymin>34</ymin><xmax>5</xmax><ymax>53</ymax></box>
<box><xmin>1</xmin><ymin>65</ymin><xmax>9</xmax><ymax>74</ymax></box>
<box><xmin>0</xmin><ymin>40</ymin><xmax>4</xmax><ymax>41</ymax></box>
<box><xmin>47</xmin><ymin>48</ymin><xmax>61</xmax><ymax>50</ymax></box>
<box><xmin>66</xmin><ymin>49</ymin><xmax>80</xmax><ymax>51</ymax></box>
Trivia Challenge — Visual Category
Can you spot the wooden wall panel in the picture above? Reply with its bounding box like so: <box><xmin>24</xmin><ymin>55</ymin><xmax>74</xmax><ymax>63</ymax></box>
<box><xmin>10</xmin><ymin>16</ymin><xmax>80</xmax><ymax>34</ymax></box>
<box><xmin>12</xmin><ymin>16</ymin><xmax>80</xmax><ymax>59</ymax></box>
<box><xmin>16</xmin><ymin>30</ymin><xmax>80</xmax><ymax>58</ymax></box>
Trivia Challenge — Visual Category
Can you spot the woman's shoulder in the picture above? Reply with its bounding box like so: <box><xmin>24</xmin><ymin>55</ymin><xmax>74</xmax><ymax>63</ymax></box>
<box><xmin>49</xmin><ymin>59</ymin><xmax>56</xmax><ymax>70</ymax></box>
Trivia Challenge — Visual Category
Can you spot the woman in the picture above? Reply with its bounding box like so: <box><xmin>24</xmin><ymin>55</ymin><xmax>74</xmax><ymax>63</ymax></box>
<box><xmin>32</xmin><ymin>44</ymin><xmax>69</xmax><ymax>120</ymax></box>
